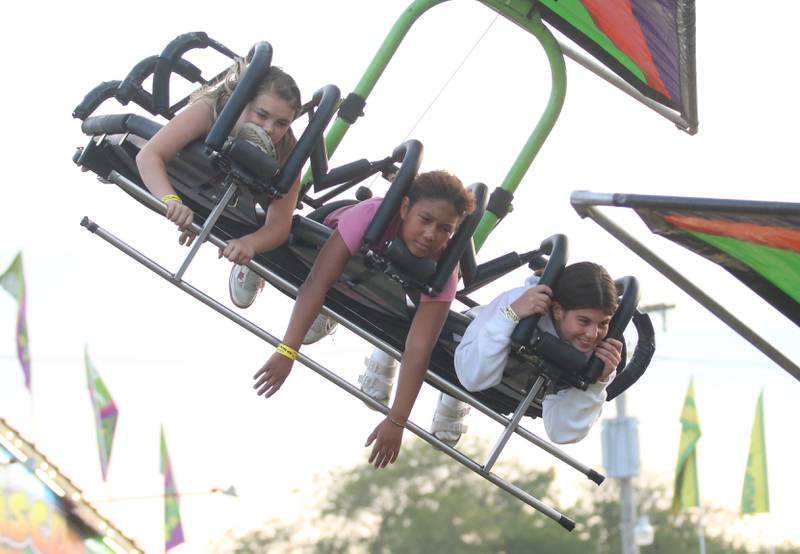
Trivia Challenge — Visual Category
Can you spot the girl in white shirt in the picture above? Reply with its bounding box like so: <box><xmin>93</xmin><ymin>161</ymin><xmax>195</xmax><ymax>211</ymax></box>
<box><xmin>454</xmin><ymin>261</ymin><xmax>623</xmax><ymax>444</ymax></box>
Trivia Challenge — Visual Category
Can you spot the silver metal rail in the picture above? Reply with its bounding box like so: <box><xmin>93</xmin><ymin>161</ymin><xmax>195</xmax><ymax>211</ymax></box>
<box><xmin>79</xmin><ymin>213</ymin><xmax>575</xmax><ymax>530</ymax></box>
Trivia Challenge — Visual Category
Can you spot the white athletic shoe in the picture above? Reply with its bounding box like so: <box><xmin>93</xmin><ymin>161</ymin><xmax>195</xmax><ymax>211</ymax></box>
<box><xmin>302</xmin><ymin>314</ymin><xmax>338</xmax><ymax>345</ymax></box>
<box><xmin>358</xmin><ymin>348</ymin><xmax>398</xmax><ymax>405</ymax></box>
<box><xmin>431</xmin><ymin>392</ymin><xmax>470</xmax><ymax>447</ymax></box>
<box><xmin>228</xmin><ymin>264</ymin><xmax>265</xmax><ymax>308</ymax></box>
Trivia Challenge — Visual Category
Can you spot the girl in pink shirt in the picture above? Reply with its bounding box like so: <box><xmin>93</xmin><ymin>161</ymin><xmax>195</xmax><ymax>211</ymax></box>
<box><xmin>253</xmin><ymin>170</ymin><xmax>474</xmax><ymax>468</ymax></box>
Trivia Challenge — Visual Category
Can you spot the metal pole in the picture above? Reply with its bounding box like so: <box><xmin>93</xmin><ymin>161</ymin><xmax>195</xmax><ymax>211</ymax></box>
<box><xmin>616</xmin><ymin>393</ymin><xmax>639</xmax><ymax>554</ymax></box>
<box><xmin>173</xmin><ymin>181</ymin><xmax>238</xmax><ymax>281</ymax></box>
<box><xmin>697</xmin><ymin>507</ymin><xmax>707</xmax><ymax>554</ymax></box>
<box><xmin>483</xmin><ymin>375</ymin><xmax>545</xmax><ymax>472</ymax></box>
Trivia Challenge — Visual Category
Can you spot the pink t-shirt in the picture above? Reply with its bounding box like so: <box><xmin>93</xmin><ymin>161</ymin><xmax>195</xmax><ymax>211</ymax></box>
<box><xmin>323</xmin><ymin>197</ymin><xmax>458</xmax><ymax>303</ymax></box>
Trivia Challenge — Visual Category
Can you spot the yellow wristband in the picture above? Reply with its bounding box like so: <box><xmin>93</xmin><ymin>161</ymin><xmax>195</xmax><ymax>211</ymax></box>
<box><xmin>386</xmin><ymin>414</ymin><xmax>406</xmax><ymax>429</ymax></box>
<box><xmin>276</xmin><ymin>343</ymin><xmax>299</xmax><ymax>361</ymax></box>
<box><xmin>161</xmin><ymin>194</ymin><xmax>182</xmax><ymax>204</ymax></box>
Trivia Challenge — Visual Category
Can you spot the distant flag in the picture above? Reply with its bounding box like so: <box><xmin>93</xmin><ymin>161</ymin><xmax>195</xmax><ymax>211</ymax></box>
<box><xmin>85</xmin><ymin>346</ymin><xmax>118</xmax><ymax>481</ymax></box>
<box><xmin>741</xmin><ymin>390</ymin><xmax>770</xmax><ymax>515</ymax></box>
<box><xmin>160</xmin><ymin>425</ymin><xmax>185</xmax><ymax>551</ymax></box>
<box><xmin>672</xmin><ymin>378</ymin><xmax>701</xmax><ymax>513</ymax></box>
<box><xmin>0</xmin><ymin>252</ymin><xmax>31</xmax><ymax>390</ymax></box>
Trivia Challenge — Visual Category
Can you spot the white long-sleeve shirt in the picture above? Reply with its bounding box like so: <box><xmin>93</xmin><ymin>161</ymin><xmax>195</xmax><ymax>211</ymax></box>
<box><xmin>454</xmin><ymin>275</ymin><xmax>614</xmax><ymax>444</ymax></box>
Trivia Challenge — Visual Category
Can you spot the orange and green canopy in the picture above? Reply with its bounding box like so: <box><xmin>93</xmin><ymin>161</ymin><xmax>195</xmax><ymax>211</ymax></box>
<box><xmin>633</xmin><ymin>198</ymin><xmax>800</xmax><ymax>326</ymax></box>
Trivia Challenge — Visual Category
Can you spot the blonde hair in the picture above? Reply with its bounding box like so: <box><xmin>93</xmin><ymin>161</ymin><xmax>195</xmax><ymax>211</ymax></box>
<box><xmin>191</xmin><ymin>59</ymin><xmax>302</xmax><ymax>163</ymax></box>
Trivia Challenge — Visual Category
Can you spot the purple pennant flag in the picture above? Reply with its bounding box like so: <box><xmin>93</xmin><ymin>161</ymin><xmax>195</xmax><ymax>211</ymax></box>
<box><xmin>160</xmin><ymin>425</ymin><xmax>185</xmax><ymax>550</ymax></box>
<box><xmin>85</xmin><ymin>347</ymin><xmax>119</xmax><ymax>480</ymax></box>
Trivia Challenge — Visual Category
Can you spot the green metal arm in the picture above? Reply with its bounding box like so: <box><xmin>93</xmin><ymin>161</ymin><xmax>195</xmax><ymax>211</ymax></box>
<box><xmin>473</xmin><ymin>1</ymin><xmax>566</xmax><ymax>250</ymax></box>
<box><xmin>304</xmin><ymin>0</ymin><xmax>566</xmax><ymax>252</ymax></box>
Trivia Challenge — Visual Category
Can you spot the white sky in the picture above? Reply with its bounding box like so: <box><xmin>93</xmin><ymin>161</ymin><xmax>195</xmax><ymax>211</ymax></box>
<box><xmin>1</xmin><ymin>1</ymin><xmax>799</xmax><ymax>552</ymax></box>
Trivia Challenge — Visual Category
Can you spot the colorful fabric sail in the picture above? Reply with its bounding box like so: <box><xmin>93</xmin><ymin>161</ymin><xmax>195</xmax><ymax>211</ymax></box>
<box><xmin>631</xmin><ymin>198</ymin><xmax>800</xmax><ymax>327</ymax></box>
<box><xmin>0</xmin><ymin>252</ymin><xmax>31</xmax><ymax>390</ymax></box>
<box><xmin>491</xmin><ymin>0</ymin><xmax>698</xmax><ymax>131</ymax></box>
<box><xmin>672</xmin><ymin>378</ymin><xmax>701</xmax><ymax>513</ymax></box>
<box><xmin>741</xmin><ymin>391</ymin><xmax>770</xmax><ymax>515</ymax></box>
<box><xmin>85</xmin><ymin>346</ymin><xmax>118</xmax><ymax>481</ymax></box>
<box><xmin>160</xmin><ymin>425</ymin><xmax>185</xmax><ymax>551</ymax></box>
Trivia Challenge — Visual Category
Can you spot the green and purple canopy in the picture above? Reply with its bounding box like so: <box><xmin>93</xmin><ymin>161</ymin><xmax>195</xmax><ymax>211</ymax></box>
<box><xmin>484</xmin><ymin>0</ymin><xmax>697</xmax><ymax>132</ymax></box>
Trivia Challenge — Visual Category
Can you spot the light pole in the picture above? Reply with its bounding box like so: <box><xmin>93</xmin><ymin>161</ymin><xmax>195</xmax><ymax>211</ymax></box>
<box><xmin>603</xmin><ymin>302</ymin><xmax>674</xmax><ymax>554</ymax></box>
<box><xmin>603</xmin><ymin>392</ymin><xmax>641</xmax><ymax>554</ymax></box>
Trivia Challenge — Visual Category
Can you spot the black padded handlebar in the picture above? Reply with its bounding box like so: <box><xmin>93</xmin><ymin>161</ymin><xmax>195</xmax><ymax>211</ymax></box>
<box><xmin>204</xmin><ymin>41</ymin><xmax>273</xmax><ymax>152</ymax></box>
<box><xmin>581</xmin><ymin>276</ymin><xmax>641</xmax><ymax>383</ymax></box>
<box><xmin>362</xmin><ymin>140</ymin><xmax>423</xmax><ymax>247</ymax></box>
<box><xmin>153</xmin><ymin>31</ymin><xmax>238</xmax><ymax>117</ymax></box>
<box><xmin>606</xmin><ymin>310</ymin><xmax>655</xmax><ymax>401</ymax></box>
<box><xmin>273</xmin><ymin>84</ymin><xmax>341</xmax><ymax>195</ymax></box>
<box><xmin>429</xmin><ymin>182</ymin><xmax>488</xmax><ymax>294</ymax></box>
<box><xmin>510</xmin><ymin>234</ymin><xmax>569</xmax><ymax>348</ymax></box>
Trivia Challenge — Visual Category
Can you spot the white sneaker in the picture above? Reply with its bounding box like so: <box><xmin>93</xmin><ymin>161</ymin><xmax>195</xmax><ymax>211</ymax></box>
<box><xmin>358</xmin><ymin>348</ymin><xmax>398</xmax><ymax>405</ymax></box>
<box><xmin>431</xmin><ymin>393</ymin><xmax>470</xmax><ymax>447</ymax></box>
<box><xmin>228</xmin><ymin>264</ymin><xmax>265</xmax><ymax>308</ymax></box>
<box><xmin>302</xmin><ymin>313</ymin><xmax>338</xmax><ymax>345</ymax></box>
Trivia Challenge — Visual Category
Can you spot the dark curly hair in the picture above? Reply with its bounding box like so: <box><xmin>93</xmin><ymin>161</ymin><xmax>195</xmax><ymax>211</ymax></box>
<box><xmin>406</xmin><ymin>170</ymin><xmax>475</xmax><ymax>218</ymax></box>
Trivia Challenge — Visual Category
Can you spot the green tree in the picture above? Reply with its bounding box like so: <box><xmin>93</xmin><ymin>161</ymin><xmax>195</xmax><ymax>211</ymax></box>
<box><xmin>229</xmin><ymin>438</ymin><xmax>798</xmax><ymax>554</ymax></box>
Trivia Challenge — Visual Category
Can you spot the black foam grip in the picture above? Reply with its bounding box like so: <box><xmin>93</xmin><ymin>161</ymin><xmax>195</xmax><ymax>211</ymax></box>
<box><xmin>205</xmin><ymin>41</ymin><xmax>273</xmax><ymax>151</ymax></box>
<box><xmin>582</xmin><ymin>276</ymin><xmax>640</xmax><ymax>383</ymax></box>
<box><xmin>429</xmin><ymin>183</ymin><xmax>488</xmax><ymax>294</ymax></box>
<box><xmin>274</xmin><ymin>84</ymin><xmax>340</xmax><ymax>195</ymax></box>
<box><xmin>606</xmin><ymin>311</ymin><xmax>655</xmax><ymax>401</ymax></box>
<box><xmin>510</xmin><ymin>234</ymin><xmax>569</xmax><ymax>346</ymax></box>
<box><xmin>317</xmin><ymin>159</ymin><xmax>373</xmax><ymax>191</ymax></box>
<box><xmin>73</xmin><ymin>81</ymin><xmax>121</xmax><ymax>120</ymax></box>
<box><xmin>362</xmin><ymin>140</ymin><xmax>423</xmax><ymax>247</ymax></box>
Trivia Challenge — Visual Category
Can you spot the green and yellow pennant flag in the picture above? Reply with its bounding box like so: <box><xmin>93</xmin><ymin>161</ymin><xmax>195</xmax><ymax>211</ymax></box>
<box><xmin>741</xmin><ymin>391</ymin><xmax>770</xmax><ymax>515</ymax></box>
<box><xmin>672</xmin><ymin>378</ymin><xmax>701</xmax><ymax>513</ymax></box>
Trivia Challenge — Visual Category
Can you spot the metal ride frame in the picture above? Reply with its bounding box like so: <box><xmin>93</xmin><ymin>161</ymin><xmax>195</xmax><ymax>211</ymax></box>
<box><xmin>76</xmin><ymin>1</ymin><xmax>672</xmax><ymax>530</ymax></box>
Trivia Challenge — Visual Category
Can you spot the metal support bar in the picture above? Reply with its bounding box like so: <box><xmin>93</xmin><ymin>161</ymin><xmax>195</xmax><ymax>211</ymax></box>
<box><xmin>483</xmin><ymin>375</ymin><xmax>546</xmax><ymax>472</ymax></box>
<box><xmin>79</xmin><ymin>214</ymin><xmax>574</xmax><ymax>530</ymax></box>
<box><xmin>106</xmin><ymin>170</ymin><xmax>605</xmax><ymax>484</ymax></box>
<box><xmin>556</xmin><ymin>39</ymin><xmax>694</xmax><ymax>134</ymax></box>
<box><xmin>575</xmin><ymin>202</ymin><xmax>800</xmax><ymax>381</ymax></box>
<box><xmin>173</xmin><ymin>181</ymin><xmax>238</xmax><ymax>281</ymax></box>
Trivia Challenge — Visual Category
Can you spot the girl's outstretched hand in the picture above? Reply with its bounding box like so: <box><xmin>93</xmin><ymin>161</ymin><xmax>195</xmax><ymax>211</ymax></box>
<box><xmin>253</xmin><ymin>352</ymin><xmax>294</xmax><ymax>398</ymax></box>
<box><xmin>365</xmin><ymin>417</ymin><xmax>404</xmax><ymax>469</ymax></box>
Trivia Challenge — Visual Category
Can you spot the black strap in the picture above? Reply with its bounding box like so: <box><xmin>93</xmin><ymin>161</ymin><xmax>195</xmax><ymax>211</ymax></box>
<box><xmin>338</xmin><ymin>92</ymin><xmax>366</xmax><ymax>124</ymax></box>
<box><xmin>487</xmin><ymin>187</ymin><xmax>514</xmax><ymax>221</ymax></box>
